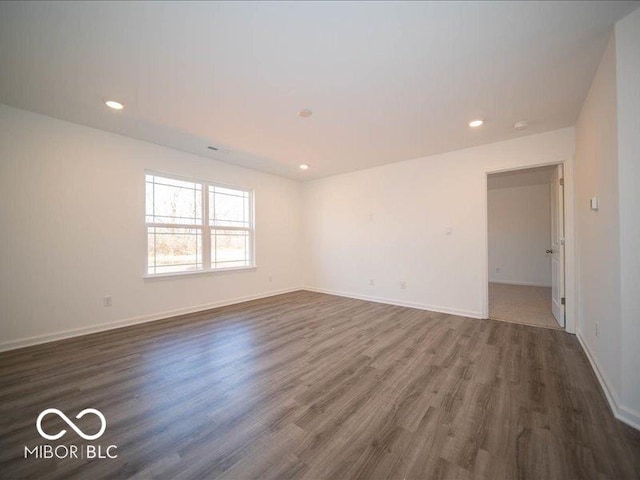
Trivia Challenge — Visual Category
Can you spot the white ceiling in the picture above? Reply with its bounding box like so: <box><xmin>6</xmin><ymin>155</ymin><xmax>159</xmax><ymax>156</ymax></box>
<box><xmin>488</xmin><ymin>165</ymin><xmax>556</xmax><ymax>190</ymax></box>
<box><xmin>0</xmin><ymin>1</ymin><xmax>637</xmax><ymax>181</ymax></box>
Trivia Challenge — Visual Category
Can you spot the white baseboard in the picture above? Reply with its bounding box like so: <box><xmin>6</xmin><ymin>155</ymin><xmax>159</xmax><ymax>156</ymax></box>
<box><xmin>489</xmin><ymin>280</ymin><xmax>552</xmax><ymax>287</ymax></box>
<box><xmin>304</xmin><ymin>286</ymin><xmax>484</xmax><ymax>319</ymax></box>
<box><xmin>0</xmin><ymin>287</ymin><xmax>302</xmax><ymax>353</ymax></box>
<box><xmin>576</xmin><ymin>330</ymin><xmax>640</xmax><ymax>431</ymax></box>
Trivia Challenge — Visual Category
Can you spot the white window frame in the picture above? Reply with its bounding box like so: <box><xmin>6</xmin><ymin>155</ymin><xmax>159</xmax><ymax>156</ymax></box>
<box><xmin>144</xmin><ymin>170</ymin><xmax>255</xmax><ymax>278</ymax></box>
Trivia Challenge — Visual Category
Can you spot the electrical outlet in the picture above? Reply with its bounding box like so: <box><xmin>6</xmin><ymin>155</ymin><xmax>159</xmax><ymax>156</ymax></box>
<box><xmin>496</xmin><ymin>267</ymin><xmax>501</xmax><ymax>273</ymax></box>
<box><xmin>268</xmin><ymin>276</ymin><xmax>273</xmax><ymax>283</ymax></box>
<box><xmin>595</xmin><ymin>322</ymin><xmax>600</xmax><ymax>337</ymax></box>
<box><xmin>400</xmin><ymin>281</ymin><xmax>407</xmax><ymax>290</ymax></box>
<box><xmin>369</xmin><ymin>279</ymin><xmax>375</xmax><ymax>286</ymax></box>
<box><xmin>103</xmin><ymin>296</ymin><xmax>112</xmax><ymax>307</ymax></box>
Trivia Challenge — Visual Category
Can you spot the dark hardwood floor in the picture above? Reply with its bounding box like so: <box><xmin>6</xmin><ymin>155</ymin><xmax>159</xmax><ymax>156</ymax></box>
<box><xmin>1</xmin><ymin>290</ymin><xmax>639</xmax><ymax>479</ymax></box>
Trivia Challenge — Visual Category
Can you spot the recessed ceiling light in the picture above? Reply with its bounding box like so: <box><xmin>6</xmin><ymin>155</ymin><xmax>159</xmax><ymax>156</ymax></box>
<box><xmin>105</xmin><ymin>100</ymin><xmax>124</xmax><ymax>110</ymax></box>
<box><xmin>299</xmin><ymin>164</ymin><xmax>310</xmax><ymax>170</ymax></box>
<box><xmin>299</xmin><ymin>108</ymin><xmax>313</xmax><ymax>118</ymax></box>
<box><xmin>468</xmin><ymin>119</ymin><xmax>483</xmax><ymax>128</ymax></box>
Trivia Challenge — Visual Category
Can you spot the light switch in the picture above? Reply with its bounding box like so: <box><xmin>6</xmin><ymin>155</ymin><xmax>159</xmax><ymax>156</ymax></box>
<box><xmin>590</xmin><ymin>197</ymin><xmax>599</xmax><ymax>211</ymax></box>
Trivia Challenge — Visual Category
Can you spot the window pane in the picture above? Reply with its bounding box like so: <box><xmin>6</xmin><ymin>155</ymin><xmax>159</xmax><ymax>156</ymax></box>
<box><xmin>148</xmin><ymin>226</ymin><xmax>203</xmax><ymax>274</ymax></box>
<box><xmin>209</xmin><ymin>186</ymin><xmax>250</xmax><ymax>227</ymax></box>
<box><xmin>211</xmin><ymin>229</ymin><xmax>250</xmax><ymax>269</ymax></box>
<box><xmin>146</xmin><ymin>175</ymin><xmax>202</xmax><ymax>225</ymax></box>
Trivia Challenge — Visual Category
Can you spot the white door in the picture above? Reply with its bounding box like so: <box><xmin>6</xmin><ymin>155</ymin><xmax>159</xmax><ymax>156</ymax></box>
<box><xmin>550</xmin><ymin>164</ymin><xmax>565</xmax><ymax>327</ymax></box>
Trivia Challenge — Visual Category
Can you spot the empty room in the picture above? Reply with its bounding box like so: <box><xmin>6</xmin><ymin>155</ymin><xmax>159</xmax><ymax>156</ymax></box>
<box><xmin>487</xmin><ymin>165</ymin><xmax>564</xmax><ymax>330</ymax></box>
<box><xmin>1</xmin><ymin>2</ymin><xmax>639</xmax><ymax>479</ymax></box>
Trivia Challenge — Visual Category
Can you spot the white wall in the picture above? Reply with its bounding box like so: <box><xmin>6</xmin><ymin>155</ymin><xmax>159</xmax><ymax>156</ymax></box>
<box><xmin>488</xmin><ymin>183</ymin><xmax>551</xmax><ymax>287</ymax></box>
<box><xmin>575</xmin><ymin>8</ymin><xmax>640</xmax><ymax>429</ymax></box>
<box><xmin>575</xmin><ymin>33</ymin><xmax>623</xmax><ymax>407</ymax></box>
<box><xmin>616</xmin><ymin>7</ymin><xmax>640</xmax><ymax>426</ymax></box>
<box><xmin>0</xmin><ymin>105</ymin><xmax>304</xmax><ymax>350</ymax></box>
<box><xmin>303</xmin><ymin>128</ymin><xmax>574</xmax><ymax>319</ymax></box>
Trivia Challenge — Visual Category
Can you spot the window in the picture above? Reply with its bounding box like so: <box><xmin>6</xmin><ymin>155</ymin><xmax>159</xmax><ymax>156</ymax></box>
<box><xmin>145</xmin><ymin>172</ymin><xmax>254</xmax><ymax>276</ymax></box>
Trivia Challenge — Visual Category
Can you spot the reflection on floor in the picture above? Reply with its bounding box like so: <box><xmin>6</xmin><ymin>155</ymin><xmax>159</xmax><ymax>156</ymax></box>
<box><xmin>489</xmin><ymin>282</ymin><xmax>562</xmax><ymax>330</ymax></box>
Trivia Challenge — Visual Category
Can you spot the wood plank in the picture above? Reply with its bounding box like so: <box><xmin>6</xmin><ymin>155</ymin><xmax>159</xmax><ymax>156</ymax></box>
<box><xmin>1</xmin><ymin>290</ymin><xmax>638</xmax><ymax>479</ymax></box>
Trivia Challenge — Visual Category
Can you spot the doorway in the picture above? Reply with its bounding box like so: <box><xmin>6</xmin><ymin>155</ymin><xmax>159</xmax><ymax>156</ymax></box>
<box><xmin>486</xmin><ymin>164</ymin><xmax>565</xmax><ymax>329</ymax></box>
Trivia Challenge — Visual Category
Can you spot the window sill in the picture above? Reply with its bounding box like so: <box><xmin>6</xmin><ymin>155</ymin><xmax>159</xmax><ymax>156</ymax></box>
<box><xmin>143</xmin><ymin>265</ymin><xmax>257</xmax><ymax>280</ymax></box>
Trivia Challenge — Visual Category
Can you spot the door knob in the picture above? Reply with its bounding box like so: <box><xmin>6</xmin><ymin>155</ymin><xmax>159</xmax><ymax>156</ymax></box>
<box><xmin>546</xmin><ymin>249</ymin><xmax>553</xmax><ymax>254</ymax></box>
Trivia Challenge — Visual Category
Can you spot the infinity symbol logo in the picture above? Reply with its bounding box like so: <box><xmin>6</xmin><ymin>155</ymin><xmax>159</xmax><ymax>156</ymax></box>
<box><xmin>36</xmin><ymin>408</ymin><xmax>107</xmax><ymax>441</ymax></box>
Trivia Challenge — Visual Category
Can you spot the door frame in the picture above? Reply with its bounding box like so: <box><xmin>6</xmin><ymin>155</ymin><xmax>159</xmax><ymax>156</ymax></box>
<box><xmin>482</xmin><ymin>156</ymin><xmax>576</xmax><ymax>334</ymax></box>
